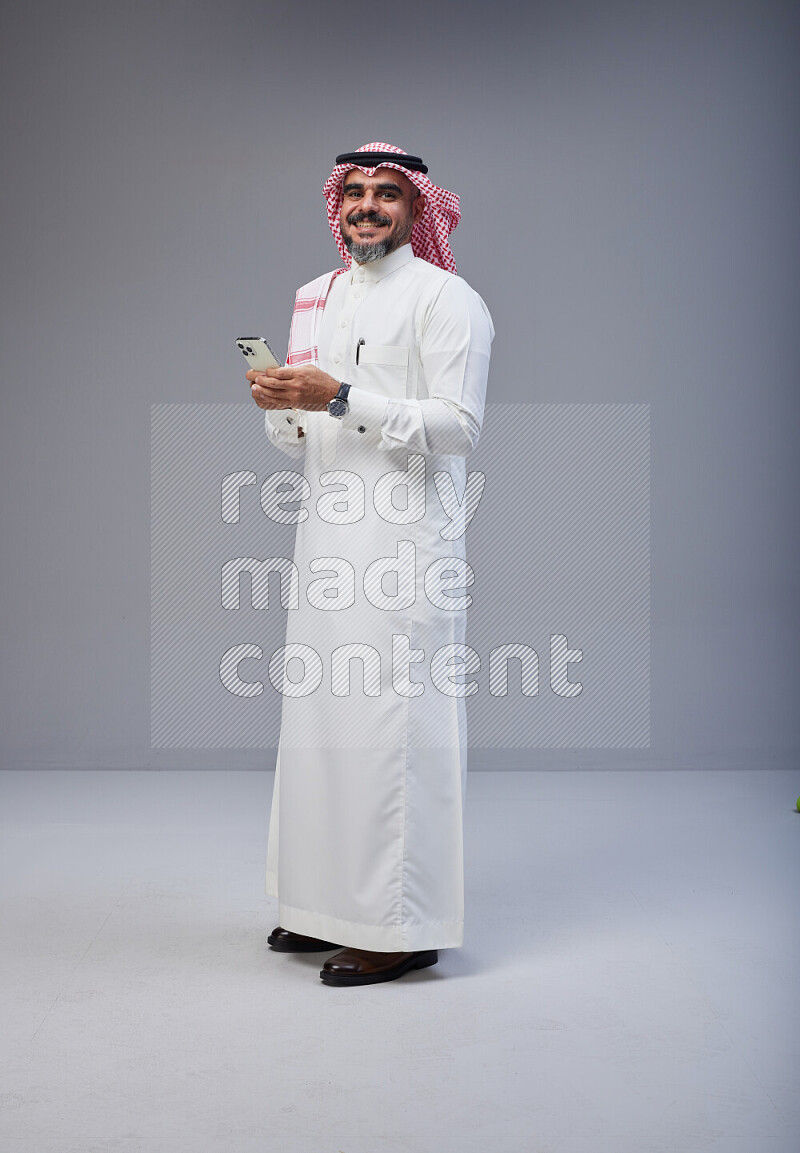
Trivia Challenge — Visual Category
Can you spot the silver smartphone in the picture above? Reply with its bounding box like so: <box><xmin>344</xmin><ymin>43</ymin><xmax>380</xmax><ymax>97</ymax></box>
<box><xmin>235</xmin><ymin>337</ymin><xmax>282</xmax><ymax>372</ymax></box>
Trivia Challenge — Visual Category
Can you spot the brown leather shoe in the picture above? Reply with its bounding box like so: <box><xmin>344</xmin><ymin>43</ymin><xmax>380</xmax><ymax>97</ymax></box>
<box><xmin>320</xmin><ymin>948</ymin><xmax>439</xmax><ymax>986</ymax></box>
<box><xmin>267</xmin><ymin>925</ymin><xmax>340</xmax><ymax>952</ymax></box>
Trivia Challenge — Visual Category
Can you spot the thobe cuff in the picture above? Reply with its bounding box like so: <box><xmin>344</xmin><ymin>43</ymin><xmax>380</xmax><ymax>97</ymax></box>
<box><xmin>265</xmin><ymin>408</ymin><xmax>305</xmax><ymax>455</ymax></box>
<box><xmin>339</xmin><ymin>387</ymin><xmax>389</xmax><ymax>445</ymax></box>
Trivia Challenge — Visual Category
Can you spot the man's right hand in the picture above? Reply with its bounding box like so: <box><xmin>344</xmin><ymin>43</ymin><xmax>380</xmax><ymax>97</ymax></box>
<box><xmin>247</xmin><ymin>368</ymin><xmax>307</xmax><ymax>437</ymax></box>
<box><xmin>247</xmin><ymin>365</ymin><xmax>340</xmax><ymax>412</ymax></box>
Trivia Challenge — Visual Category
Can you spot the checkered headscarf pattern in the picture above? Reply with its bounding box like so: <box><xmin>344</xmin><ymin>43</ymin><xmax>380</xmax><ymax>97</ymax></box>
<box><xmin>285</xmin><ymin>268</ymin><xmax>344</xmax><ymax>366</ymax></box>
<box><xmin>323</xmin><ymin>142</ymin><xmax>461</xmax><ymax>275</ymax></box>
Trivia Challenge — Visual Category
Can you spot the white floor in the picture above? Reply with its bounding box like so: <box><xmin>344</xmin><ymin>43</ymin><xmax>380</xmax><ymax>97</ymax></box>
<box><xmin>0</xmin><ymin>768</ymin><xmax>798</xmax><ymax>1153</ymax></box>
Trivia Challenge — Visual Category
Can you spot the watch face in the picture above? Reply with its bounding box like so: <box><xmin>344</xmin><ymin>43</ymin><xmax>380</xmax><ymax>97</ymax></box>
<box><xmin>328</xmin><ymin>398</ymin><xmax>348</xmax><ymax>418</ymax></box>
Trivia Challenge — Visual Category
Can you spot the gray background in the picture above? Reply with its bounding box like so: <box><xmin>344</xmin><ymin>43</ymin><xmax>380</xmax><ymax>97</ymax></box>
<box><xmin>1</xmin><ymin>0</ymin><xmax>797</xmax><ymax>771</ymax></box>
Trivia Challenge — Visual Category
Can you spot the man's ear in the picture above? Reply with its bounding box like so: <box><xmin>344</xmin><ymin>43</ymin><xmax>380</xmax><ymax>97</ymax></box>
<box><xmin>413</xmin><ymin>193</ymin><xmax>426</xmax><ymax>223</ymax></box>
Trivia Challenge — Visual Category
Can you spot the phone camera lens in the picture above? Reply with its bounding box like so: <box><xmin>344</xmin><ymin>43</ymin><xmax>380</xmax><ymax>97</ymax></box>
<box><xmin>246</xmin><ymin>346</ymin><xmax>254</xmax><ymax>355</ymax></box>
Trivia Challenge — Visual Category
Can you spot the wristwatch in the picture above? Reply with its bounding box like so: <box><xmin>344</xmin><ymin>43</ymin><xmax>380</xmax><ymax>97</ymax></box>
<box><xmin>327</xmin><ymin>381</ymin><xmax>351</xmax><ymax>419</ymax></box>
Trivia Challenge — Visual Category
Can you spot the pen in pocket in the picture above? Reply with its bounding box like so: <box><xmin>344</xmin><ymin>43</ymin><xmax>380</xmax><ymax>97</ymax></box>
<box><xmin>356</xmin><ymin>339</ymin><xmax>365</xmax><ymax>365</ymax></box>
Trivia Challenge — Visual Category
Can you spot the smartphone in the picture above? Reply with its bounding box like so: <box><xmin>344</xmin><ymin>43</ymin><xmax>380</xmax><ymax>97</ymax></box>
<box><xmin>235</xmin><ymin>337</ymin><xmax>282</xmax><ymax>372</ymax></box>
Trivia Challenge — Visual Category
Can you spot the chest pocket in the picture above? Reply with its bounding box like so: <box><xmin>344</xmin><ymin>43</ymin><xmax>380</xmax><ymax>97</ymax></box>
<box><xmin>356</xmin><ymin>344</ymin><xmax>411</xmax><ymax>400</ymax></box>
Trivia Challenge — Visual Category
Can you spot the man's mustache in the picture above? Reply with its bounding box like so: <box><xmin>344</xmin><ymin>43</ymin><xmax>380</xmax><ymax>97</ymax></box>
<box><xmin>346</xmin><ymin>212</ymin><xmax>392</xmax><ymax>227</ymax></box>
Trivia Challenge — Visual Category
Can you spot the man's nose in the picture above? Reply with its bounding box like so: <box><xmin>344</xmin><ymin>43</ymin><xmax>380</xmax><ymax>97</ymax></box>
<box><xmin>360</xmin><ymin>189</ymin><xmax>381</xmax><ymax>213</ymax></box>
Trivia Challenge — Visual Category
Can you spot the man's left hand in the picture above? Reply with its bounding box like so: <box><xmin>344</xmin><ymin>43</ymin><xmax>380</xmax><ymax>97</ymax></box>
<box><xmin>247</xmin><ymin>365</ymin><xmax>341</xmax><ymax>411</ymax></box>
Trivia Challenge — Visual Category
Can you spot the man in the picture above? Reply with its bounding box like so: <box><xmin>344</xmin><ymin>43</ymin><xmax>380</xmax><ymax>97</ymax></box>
<box><xmin>248</xmin><ymin>143</ymin><xmax>493</xmax><ymax>986</ymax></box>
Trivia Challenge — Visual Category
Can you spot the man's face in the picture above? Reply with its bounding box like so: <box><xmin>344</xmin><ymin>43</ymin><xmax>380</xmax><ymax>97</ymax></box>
<box><xmin>339</xmin><ymin>167</ymin><xmax>425</xmax><ymax>264</ymax></box>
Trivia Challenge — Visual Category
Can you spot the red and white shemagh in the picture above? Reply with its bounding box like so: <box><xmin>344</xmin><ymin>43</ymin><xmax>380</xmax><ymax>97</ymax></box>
<box><xmin>286</xmin><ymin>143</ymin><xmax>460</xmax><ymax>367</ymax></box>
<box><xmin>324</xmin><ymin>141</ymin><xmax>461</xmax><ymax>275</ymax></box>
<box><xmin>285</xmin><ymin>271</ymin><xmax>340</xmax><ymax>366</ymax></box>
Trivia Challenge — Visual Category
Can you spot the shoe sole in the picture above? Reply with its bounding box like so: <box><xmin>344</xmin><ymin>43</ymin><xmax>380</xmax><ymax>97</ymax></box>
<box><xmin>319</xmin><ymin>949</ymin><xmax>439</xmax><ymax>986</ymax></box>
<box><xmin>268</xmin><ymin>936</ymin><xmax>341</xmax><ymax>953</ymax></box>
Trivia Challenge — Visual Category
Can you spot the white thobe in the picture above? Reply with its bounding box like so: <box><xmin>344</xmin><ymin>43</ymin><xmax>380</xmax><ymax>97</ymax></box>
<box><xmin>264</xmin><ymin>243</ymin><xmax>493</xmax><ymax>950</ymax></box>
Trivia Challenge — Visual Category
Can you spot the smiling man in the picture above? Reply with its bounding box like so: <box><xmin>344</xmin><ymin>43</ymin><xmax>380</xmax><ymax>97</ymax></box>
<box><xmin>248</xmin><ymin>142</ymin><xmax>494</xmax><ymax>987</ymax></box>
<box><xmin>340</xmin><ymin>167</ymin><xmax>423</xmax><ymax>263</ymax></box>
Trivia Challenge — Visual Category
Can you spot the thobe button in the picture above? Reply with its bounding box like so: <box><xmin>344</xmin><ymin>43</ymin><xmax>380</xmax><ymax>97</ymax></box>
<box><xmin>334</xmin><ymin>355</ymin><xmax>341</xmax><ymax>364</ymax></box>
<box><xmin>357</xmin><ymin>425</ymin><xmax>366</xmax><ymax>433</ymax></box>
<box><xmin>340</xmin><ymin>320</ymin><xmax>347</xmax><ymax>328</ymax></box>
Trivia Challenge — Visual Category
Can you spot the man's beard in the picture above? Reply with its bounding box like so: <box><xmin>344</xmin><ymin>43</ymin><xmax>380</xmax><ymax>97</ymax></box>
<box><xmin>342</xmin><ymin>211</ymin><xmax>413</xmax><ymax>264</ymax></box>
<box><xmin>344</xmin><ymin>236</ymin><xmax>391</xmax><ymax>264</ymax></box>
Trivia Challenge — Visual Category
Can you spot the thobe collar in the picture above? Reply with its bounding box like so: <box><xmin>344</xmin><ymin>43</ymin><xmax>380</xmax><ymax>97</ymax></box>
<box><xmin>347</xmin><ymin>243</ymin><xmax>414</xmax><ymax>285</ymax></box>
